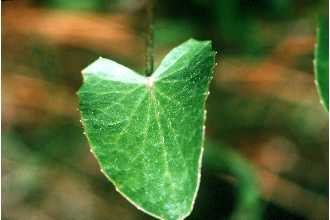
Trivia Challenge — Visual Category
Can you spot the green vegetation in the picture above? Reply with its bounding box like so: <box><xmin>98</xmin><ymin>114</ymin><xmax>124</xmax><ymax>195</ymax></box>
<box><xmin>314</xmin><ymin>16</ymin><xmax>329</xmax><ymax>111</ymax></box>
<box><xmin>78</xmin><ymin>40</ymin><xmax>215</xmax><ymax>220</ymax></box>
<box><xmin>3</xmin><ymin>0</ymin><xmax>328</xmax><ymax>220</ymax></box>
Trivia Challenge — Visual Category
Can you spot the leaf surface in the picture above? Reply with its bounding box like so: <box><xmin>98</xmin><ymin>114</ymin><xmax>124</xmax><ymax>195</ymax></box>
<box><xmin>314</xmin><ymin>16</ymin><xmax>329</xmax><ymax>111</ymax></box>
<box><xmin>78</xmin><ymin>39</ymin><xmax>215</xmax><ymax>220</ymax></box>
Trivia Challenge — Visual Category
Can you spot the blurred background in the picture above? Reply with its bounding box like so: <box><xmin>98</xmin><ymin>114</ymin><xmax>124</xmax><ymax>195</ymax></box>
<box><xmin>2</xmin><ymin>0</ymin><xmax>329</xmax><ymax>219</ymax></box>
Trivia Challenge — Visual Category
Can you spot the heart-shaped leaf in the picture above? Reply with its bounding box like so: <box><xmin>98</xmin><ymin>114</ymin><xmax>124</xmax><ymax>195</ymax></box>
<box><xmin>314</xmin><ymin>16</ymin><xmax>329</xmax><ymax>111</ymax></box>
<box><xmin>78</xmin><ymin>39</ymin><xmax>215</xmax><ymax>220</ymax></box>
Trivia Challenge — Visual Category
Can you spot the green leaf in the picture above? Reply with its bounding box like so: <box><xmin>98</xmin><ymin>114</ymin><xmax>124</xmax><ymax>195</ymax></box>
<box><xmin>78</xmin><ymin>39</ymin><xmax>215</xmax><ymax>220</ymax></box>
<box><xmin>314</xmin><ymin>16</ymin><xmax>329</xmax><ymax>111</ymax></box>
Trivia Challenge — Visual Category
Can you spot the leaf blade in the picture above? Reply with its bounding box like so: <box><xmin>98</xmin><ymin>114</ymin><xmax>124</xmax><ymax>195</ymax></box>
<box><xmin>78</xmin><ymin>39</ymin><xmax>215</xmax><ymax>220</ymax></box>
<box><xmin>314</xmin><ymin>16</ymin><xmax>329</xmax><ymax>111</ymax></box>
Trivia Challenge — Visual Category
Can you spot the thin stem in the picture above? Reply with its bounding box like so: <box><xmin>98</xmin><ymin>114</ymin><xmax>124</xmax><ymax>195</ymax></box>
<box><xmin>145</xmin><ymin>0</ymin><xmax>154</xmax><ymax>76</ymax></box>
